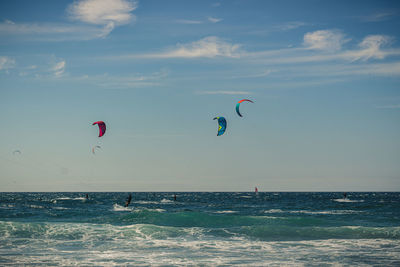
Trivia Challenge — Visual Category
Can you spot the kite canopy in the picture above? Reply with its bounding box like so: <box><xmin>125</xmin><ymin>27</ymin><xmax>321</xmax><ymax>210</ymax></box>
<box><xmin>236</xmin><ymin>99</ymin><xmax>254</xmax><ymax>117</ymax></box>
<box><xmin>213</xmin><ymin>117</ymin><xmax>227</xmax><ymax>136</ymax></box>
<box><xmin>13</xmin><ymin>150</ymin><xmax>21</xmax><ymax>155</ymax></box>
<box><xmin>92</xmin><ymin>121</ymin><xmax>106</xmax><ymax>137</ymax></box>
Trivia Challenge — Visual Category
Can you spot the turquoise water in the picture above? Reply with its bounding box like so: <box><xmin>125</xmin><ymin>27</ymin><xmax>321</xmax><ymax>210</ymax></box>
<box><xmin>1</xmin><ymin>192</ymin><xmax>399</xmax><ymax>265</ymax></box>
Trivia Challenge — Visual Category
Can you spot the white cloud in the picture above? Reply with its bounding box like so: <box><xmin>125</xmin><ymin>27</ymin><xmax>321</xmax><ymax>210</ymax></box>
<box><xmin>141</xmin><ymin>36</ymin><xmax>241</xmax><ymax>58</ymax></box>
<box><xmin>197</xmin><ymin>90</ymin><xmax>251</xmax><ymax>95</ymax></box>
<box><xmin>347</xmin><ymin>35</ymin><xmax>391</xmax><ymax>61</ymax></box>
<box><xmin>0</xmin><ymin>22</ymin><xmax>89</xmax><ymax>34</ymax></box>
<box><xmin>360</xmin><ymin>11</ymin><xmax>396</xmax><ymax>22</ymax></box>
<box><xmin>277</xmin><ymin>61</ymin><xmax>400</xmax><ymax>78</ymax></box>
<box><xmin>274</xmin><ymin>21</ymin><xmax>307</xmax><ymax>31</ymax></box>
<box><xmin>0</xmin><ymin>21</ymin><xmax>109</xmax><ymax>41</ymax></box>
<box><xmin>4</xmin><ymin>19</ymin><xmax>15</xmax><ymax>25</ymax></box>
<box><xmin>231</xmin><ymin>70</ymin><xmax>272</xmax><ymax>79</ymax></box>
<box><xmin>83</xmin><ymin>69</ymin><xmax>168</xmax><ymax>88</ymax></box>
<box><xmin>51</xmin><ymin>60</ymin><xmax>66</xmax><ymax>77</ymax></box>
<box><xmin>345</xmin><ymin>62</ymin><xmax>400</xmax><ymax>76</ymax></box>
<box><xmin>245</xmin><ymin>31</ymin><xmax>399</xmax><ymax>66</ymax></box>
<box><xmin>68</xmin><ymin>0</ymin><xmax>137</xmax><ymax>37</ymax></box>
<box><xmin>0</xmin><ymin>56</ymin><xmax>16</xmax><ymax>71</ymax></box>
<box><xmin>375</xmin><ymin>104</ymin><xmax>400</xmax><ymax>109</ymax></box>
<box><xmin>303</xmin><ymin>30</ymin><xmax>348</xmax><ymax>51</ymax></box>
<box><xmin>175</xmin><ymin>19</ymin><xmax>203</xmax><ymax>24</ymax></box>
<box><xmin>208</xmin><ymin>17</ymin><xmax>222</xmax><ymax>23</ymax></box>
<box><xmin>175</xmin><ymin>17</ymin><xmax>223</xmax><ymax>24</ymax></box>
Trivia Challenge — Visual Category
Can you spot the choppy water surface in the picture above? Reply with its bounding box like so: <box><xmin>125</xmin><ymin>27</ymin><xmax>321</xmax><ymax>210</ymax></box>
<box><xmin>1</xmin><ymin>192</ymin><xmax>399</xmax><ymax>266</ymax></box>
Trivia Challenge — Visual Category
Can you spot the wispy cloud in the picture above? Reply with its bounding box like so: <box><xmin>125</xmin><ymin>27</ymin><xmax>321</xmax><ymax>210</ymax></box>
<box><xmin>0</xmin><ymin>56</ymin><xmax>16</xmax><ymax>71</ymax></box>
<box><xmin>374</xmin><ymin>104</ymin><xmax>400</xmax><ymax>109</ymax></box>
<box><xmin>230</xmin><ymin>70</ymin><xmax>272</xmax><ymax>79</ymax></box>
<box><xmin>175</xmin><ymin>19</ymin><xmax>203</xmax><ymax>24</ymax></box>
<box><xmin>345</xmin><ymin>35</ymin><xmax>391</xmax><ymax>61</ymax></box>
<box><xmin>208</xmin><ymin>17</ymin><xmax>222</xmax><ymax>23</ymax></box>
<box><xmin>137</xmin><ymin>36</ymin><xmax>241</xmax><ymax>59</ymax></box>
<box><xmin>242</xmin><ymin>21</ymin><xmax>308</xmax><ymax>36</ymax></box>
<box><xmin>68</xmin><ymin>0</ymin><xmax>138</xmax><ymax>37</ymax></box>
<box><xmin>245</xmin><ymin>32</ymin><xmax>398</xmax><ymax>65</ymax></box>
<box><xmin>359</xmin><ymin>11</ymin><xmax>397</xmax><ymax>22</ymax></box>
<box><xmin>0</xmin><ymin>0</ymin><xmax>138</xmax><ymax>40</ymax></box>
<box><xmin>0</xmin><ymin>21</ymin><xmax>107</xmax><ymax>41</ymax></box>
<box><xmin>303</xmin><ymin>30</ymin><xmax>348</xmax><ymax>51</ymax></box>
<box><xmin>175</xmin><ymin>17</ymin><xmax>223</xmax><ymax>24</ymax></box>
<box><xmin>51</xmin><ymin>60</ymin><xmax>66</xmax><ymax>77</ymax></box>
<box><xmin>82</xmin><ymin>69</ymin><xmax>169</xmax><ymax>88</ymax></box>
<box><xmin>4</xmin><ymin>19</ymin><xmax>15</xmax><ymax>25</ymax></box>
<box><xmin>273</xmin><ymin>21</ymin><xmax>307</xmax><ymax>31</ymax></box>
<box><xmin>102</xmin><ymin>28</ymin><xmax>400</xmax><ymax>83</ymax></box>
<box><xmin>196</xmin><ymin>90</ymin><xmax>251</xmax><ymax>95</ymax></box>
<box><xmin>270</xmin><ymin>61</ymin><xmax>400</xmax><ymax>79</ymax></box>
<box><xmin>23</xmin><ymin>67</ymin><xmax>168</xmax><ymax>89</ymax></box>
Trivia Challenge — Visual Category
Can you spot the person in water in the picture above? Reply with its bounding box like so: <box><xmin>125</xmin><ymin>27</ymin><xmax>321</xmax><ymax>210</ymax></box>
<box><xmin>343</xmin><ymin>192</ymin><xmax>347</xmax><ymax>199</ymax></box>
<box><xmin>125</xmin><ymin>193</ymin><xmax>132</xmax><ymax>207</ymax></box>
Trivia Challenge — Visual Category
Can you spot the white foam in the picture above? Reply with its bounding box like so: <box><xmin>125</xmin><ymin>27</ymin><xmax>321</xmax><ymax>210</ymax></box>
<box><xmin>264</xmin><ymin>209</ymin><xmax>285</xmax><ymax>213</ymax></box>
<box><xmin>333</xmin><ymin>198</ymin><xmax>364</xmax><ymax>203</ymax></box>
<box><xmin>214</xmin><ymin>210</ymin><xmax>238</xmax><ymax>214</ymax></box>
<box><xmin>29</xmin><ymin>205</ymin><xmax>44</xmax><ymax>209</ymax></box>
<box><xmin>292</xmin><ymin>210</ymin><xmax>362</xmax><ymax>215</ymax></box>
<box><xmin>73</xmin><ymin>197</ymin><xmax>87</xmax><ymax>200</ymax></box>
<box><xmin>112</xmin><ymin>204</ymin><xmax>132</xmax><ymax>211</ymax></box>
<box><xmin>146</xmin><ymin>208</ymin><xmax>166</xmax><ymax>213</ymax></box>
<box><xmin>264</xmin><ymin>209</ymin><xmax>362</xmax><ymax>215</ymax></box>
<box><xmin>1</xmin><ymin>221</ymin><xmax>400</xmax><ymax>266</ymax></box>
<box><xmin>134</xmin><ymin>200</ymin><xmax>160</xmax><ymax>204</ymax></box>
<box><xmin>55</xmin><ymin>197</ymin><xmax>87</xmax><ymax>201</ymax></box>
<box><xmin>160</xmin><ymin>199</ymin><xmax>174</xmax><ymax>204</ymax></box>
<box><xmin>52</xmin><ymin>207</ymin><xmax>70</xmax><ymax>210</ymax></box>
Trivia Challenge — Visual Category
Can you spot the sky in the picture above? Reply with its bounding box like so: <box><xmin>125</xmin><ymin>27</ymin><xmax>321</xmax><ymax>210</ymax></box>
<box><xmin>0</xmin><ymin>0</ymin><xmax>399</xmax><ymax>192</ymax></box>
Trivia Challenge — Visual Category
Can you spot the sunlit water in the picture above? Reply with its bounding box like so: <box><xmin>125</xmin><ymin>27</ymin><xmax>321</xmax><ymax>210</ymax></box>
<box><xmin>1</xmin><ymin>192</ymin><xmax>399</xmax><ymax>266</ymax></box>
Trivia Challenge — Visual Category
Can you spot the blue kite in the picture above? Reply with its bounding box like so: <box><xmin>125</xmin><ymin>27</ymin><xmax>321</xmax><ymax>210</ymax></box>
<box><xmin>213</xmin><ymin>117</ymin><xmax>227</xmax><ymax>136</ymax></box>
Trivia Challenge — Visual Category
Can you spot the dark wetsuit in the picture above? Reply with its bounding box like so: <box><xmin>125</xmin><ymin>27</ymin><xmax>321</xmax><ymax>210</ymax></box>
<box><xmin>125</xmin><ymin>194</ymin><xmax>132</xmax><ymax>207</ymax></box>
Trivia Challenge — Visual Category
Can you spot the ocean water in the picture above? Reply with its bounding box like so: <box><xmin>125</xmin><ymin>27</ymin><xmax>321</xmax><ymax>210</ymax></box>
<box><xmin>0</xmin><ymin>192</ymin><xmax>399</xmax><ymax>266</ymax></box>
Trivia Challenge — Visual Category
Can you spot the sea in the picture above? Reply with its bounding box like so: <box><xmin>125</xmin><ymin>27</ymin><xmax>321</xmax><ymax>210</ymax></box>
<box><xmin>0</xmin><ymin>192</ymin><xmax>399</xmax><ymax>266</ymax></box>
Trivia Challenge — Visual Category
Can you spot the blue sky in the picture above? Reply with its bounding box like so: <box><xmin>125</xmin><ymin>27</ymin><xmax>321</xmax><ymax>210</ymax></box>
<box><xmin>0</xmin><ymin>0</ymin><xmax>399</xmax><ymax>191</ymax></box>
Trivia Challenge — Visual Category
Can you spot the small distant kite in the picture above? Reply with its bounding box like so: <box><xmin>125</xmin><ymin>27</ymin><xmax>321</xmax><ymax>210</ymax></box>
<box><xmin>213</xmin><ymin>117</ymin><xmax>227</xmax><ymax>136</ymax></box>
<box><xmin>13</xmin><ymin>150</ymin><xmax>21</xmax><ymax>155</ymax></box>
<box><xmin>92</xmin><ymin>145</ymin><xmax>101</xmax><ymax>154</ymax></box>
<box><xmin>92</xmin><ymin>121</ymin><xmax>106</xmax><ymax>137</ymax></box>
<box><xmin>236</xmin><ymin>99</ymin><xmax>254</xmax><ymax>117</ymax></box>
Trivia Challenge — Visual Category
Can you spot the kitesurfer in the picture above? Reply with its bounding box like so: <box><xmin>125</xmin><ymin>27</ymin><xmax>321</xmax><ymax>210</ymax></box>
<box><xmin>85</xmin><ymin>193</ymin><xmax>89</xmax><ymax>200</ymax></box>
<box><xmin>125</xmin><ymin>193</ymin><xmax>132</xmax><ymax>207</ymax></box>
<box><xmin>343</xmin><ymin>192</ymin><xmax>347</xmax><ymax>199</ymax></box>
<box><xmin>174</xmin><ymin>194</ymin><xmax>177</xmax><ymax>201</ymax></box>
